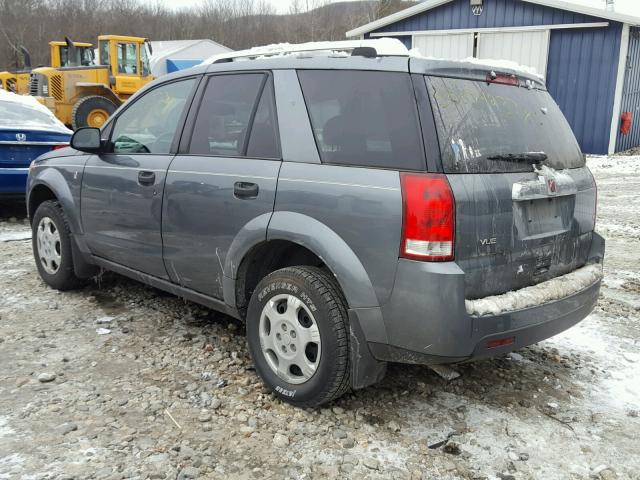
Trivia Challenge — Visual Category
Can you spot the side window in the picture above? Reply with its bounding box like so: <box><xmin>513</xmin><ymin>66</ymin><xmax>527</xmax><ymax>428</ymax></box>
<box><xmin>99</xmin><ymin>41</ymin><xmax>110</xmax><ymax>66</ymax></box>
<box><xmin>141</xmin><ymin>45</ymin><xmax>151</xmax><ymax>77</ymax></box>
<box><xmin>297</xmin><ymin>70</ymin><xmax>425</xmax><ymax>170</ymax></box>
<box><xmin>117</xmin><ymin>43</ymin><xmax>138</xmax><ymax>75</ymax></box>
<box><xmin>189</xmin><ymin>74</ymin><xmax>277</xmax><ymax>158</ymax></box>
<box><xmin>247</xmin><ymin>78</ymin><xmax>279</xmax><ymax>158</ymax></box>
<box><xmin>59</xmin><ymin>47</ymin><xmax>69</xmax><ymax>67</ymax></box>
<box><xmin>111</xmin><ymin>78</ymin><xmax>195</xmax><ymax>154</ymax></box>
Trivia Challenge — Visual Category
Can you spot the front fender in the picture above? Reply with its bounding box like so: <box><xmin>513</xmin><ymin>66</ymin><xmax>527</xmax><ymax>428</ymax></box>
<box><xmin>267</xmin><ymin>211</ymin><xmax>379</xmax><ymax>309</ymax></box>
<box><xmin>28</xmin><ymin>163</ymin><xmax>83</xmax><ymax>235</ymax></box>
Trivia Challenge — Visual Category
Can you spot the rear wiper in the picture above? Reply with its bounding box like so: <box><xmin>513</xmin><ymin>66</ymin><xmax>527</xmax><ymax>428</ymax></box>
<box><xmin>487</xmin><ymin>152</ymin><xmax>548</xmax><ymax>164</ymax></box>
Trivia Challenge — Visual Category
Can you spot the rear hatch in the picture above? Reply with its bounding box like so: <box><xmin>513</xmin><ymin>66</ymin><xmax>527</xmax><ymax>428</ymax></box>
<box><xmin>424</xmin><ymin>71</ymin><xmax>597</xmax><ymax>299</ymax></box>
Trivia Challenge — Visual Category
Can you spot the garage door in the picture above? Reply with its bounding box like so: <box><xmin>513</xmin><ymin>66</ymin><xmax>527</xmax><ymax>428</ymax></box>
<box><xmin>413</xmin><ymin>33</ymin><xmax>474</xmax><ymax>60</ymax></box>
<box><xmin>477</xmin><ymin>30</ymin><xmax>550</xmax><ymax>78</ymax></box>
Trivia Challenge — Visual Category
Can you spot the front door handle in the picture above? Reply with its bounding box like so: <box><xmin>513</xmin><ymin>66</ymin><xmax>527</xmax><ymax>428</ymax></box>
<box><xmin>234</xmin><ymin>181</ymin><xmax>259</xmax><ymax>199</ymax></box>
<box><xmin>138</xmin><ymin>170</ymin><xmax>155</xmax><ymax>186</ymax></box>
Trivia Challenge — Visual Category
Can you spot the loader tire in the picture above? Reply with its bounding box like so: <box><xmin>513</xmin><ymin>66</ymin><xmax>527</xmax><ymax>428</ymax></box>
<box><xmin>71</xmin><ymin>95</ymin><xmax>117</xmax><ymax>130</ymax></box>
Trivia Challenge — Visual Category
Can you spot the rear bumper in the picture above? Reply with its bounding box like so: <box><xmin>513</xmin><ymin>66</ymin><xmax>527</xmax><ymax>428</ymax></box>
<box><xmin>0</xmin><ymin>168</ymin><xmax>28</xmax><ymax>195</ymax></box>
<box><xmin>354</xmin><ymin>232</ymin><xmax>605</xmax><ymax>366</ymax></box>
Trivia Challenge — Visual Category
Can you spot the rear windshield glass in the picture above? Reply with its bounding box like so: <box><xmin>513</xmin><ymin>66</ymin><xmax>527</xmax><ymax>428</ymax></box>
<box><xmin>426</xmin><ymin>76</ymin><xmax>584</xmax><ymax>173</ymax></box>
<box><xmin>298</xmin><ymin>70</ymin><xmax>425</xmax><ymax>170</ymax></box>
<box><xmin>0</xmin><ymin>102</ymin><xmax>60</xmax><ymax>128</ymax></box>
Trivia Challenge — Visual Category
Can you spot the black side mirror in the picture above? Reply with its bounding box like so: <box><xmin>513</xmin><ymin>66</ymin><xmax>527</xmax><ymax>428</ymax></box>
<box><xmin>71</xmin><ymin>127</ymin><xmax>103</xmax><ymax>153</ymax></box>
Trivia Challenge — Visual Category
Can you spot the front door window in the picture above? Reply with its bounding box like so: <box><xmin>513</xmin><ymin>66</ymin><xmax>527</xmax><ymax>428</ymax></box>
<box><xmin>110</xmin><ymin>78</ymin><xmax>196</xmax><ymax>154</ymax></box>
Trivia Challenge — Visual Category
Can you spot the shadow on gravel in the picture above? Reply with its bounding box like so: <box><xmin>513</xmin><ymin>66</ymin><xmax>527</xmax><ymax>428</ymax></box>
<box><xmin>0</xmin><ymin>198</ymin><xmax>27</xmax><ymax>221</ymax></box>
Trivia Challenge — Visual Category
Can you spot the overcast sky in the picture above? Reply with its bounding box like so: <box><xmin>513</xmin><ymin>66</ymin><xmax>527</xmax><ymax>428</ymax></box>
<box><xmin>157</xmin><ymin>0</ymin><xmax>639</xmax><ymax>15</ymax></box>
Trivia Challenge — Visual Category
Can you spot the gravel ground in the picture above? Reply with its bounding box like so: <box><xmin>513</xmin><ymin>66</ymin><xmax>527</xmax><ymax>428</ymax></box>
<box><xmin>1</xmin><ymin>156</ymin><xmax>639</xmax><ymax>480</ymax></box>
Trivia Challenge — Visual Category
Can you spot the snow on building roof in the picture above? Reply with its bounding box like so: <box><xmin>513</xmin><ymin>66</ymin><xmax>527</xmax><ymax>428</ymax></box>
<box><xmin>149</xmin><ymin>39</ymin><xmax>231</xmax><ymax>70</ymax></box>
<box><xmin>346</xmin><ymin>0</ymin><xmax>640</xmax><ymax>38</ymax></box>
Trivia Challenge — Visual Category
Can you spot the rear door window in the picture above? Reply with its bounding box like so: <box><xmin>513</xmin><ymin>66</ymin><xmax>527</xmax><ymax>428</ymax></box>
<box><xmin>188</xmin><ymin>73</ymin><xmax>279</xmax><ymax>158</ymax></box>
<box><xmin>297</xmin><ymin>70</ymin><xmax>425</xmax><ymax>170</ymax></box>
<box><xmin>426</xmin><ymin>76</ymin><xmax>584</xmax><ymax>173</ymax></box>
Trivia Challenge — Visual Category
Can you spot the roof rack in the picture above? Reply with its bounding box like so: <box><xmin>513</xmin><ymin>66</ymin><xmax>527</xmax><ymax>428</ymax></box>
<box><xmin>201</xmin><ymin>38</ymin><xmax>409</xmax><ymax>64</ymax></box>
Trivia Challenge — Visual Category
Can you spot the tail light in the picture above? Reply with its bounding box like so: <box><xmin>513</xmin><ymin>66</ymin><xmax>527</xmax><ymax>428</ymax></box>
<box><xmin>51</xmin><ymin>144</ymin><xmax>67</xmax><ymax>151</ymax></box>
<box><xmin>486</xmin><ymin>72</ymin><xmax>519</xmax><ymax>86</ymax></box>
<box><xmin>486</xmin><ymin>337</ymin><xmax>515</xmax><ymax>349</ymax></box>
<box><xmin>400</xmin><ymin>173</ymin><xmax>455</xmax><ymax>261</ymax></box>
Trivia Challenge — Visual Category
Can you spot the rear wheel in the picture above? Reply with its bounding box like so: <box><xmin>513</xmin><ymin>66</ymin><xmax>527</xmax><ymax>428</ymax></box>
<box><xmin>32</xmin><ymin>200</ymin><xmax>82</xmax><ymax>291</ymax></box>
<box><xmin>247</xmin><ymin>266</ymin><xmax>350</xmax><ymax>407</ymax></box>
<box><xmin>71</xmin><ymin>95</ymin><xmax>117</xmax><ymax>130</ymax></box>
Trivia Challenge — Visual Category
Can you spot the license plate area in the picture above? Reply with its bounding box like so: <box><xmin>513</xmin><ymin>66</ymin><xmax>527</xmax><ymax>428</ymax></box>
<box><xmin>513</xmin><ymin>196</ymin><xmax>574</xmax><ymax>240</ymax></box>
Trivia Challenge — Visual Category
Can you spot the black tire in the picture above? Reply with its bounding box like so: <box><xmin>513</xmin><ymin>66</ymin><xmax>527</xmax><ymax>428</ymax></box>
<box><xmin>32</xmin><ymin>200</ymin><xmax>82</xmax><ymax>291</ymax></box>
<box><xmin>246</xmin><ymin>266</ymin><xmax>350</xmax><ymax>408</ymax></box>
<box><xmin>71</xmin><ymin>95</ymin><xmax>117</xmax><ymax>130</ymax></box>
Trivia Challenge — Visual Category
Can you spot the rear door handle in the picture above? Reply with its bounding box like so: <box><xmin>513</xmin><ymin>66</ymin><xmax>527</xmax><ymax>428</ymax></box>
<box><xmin>234</xmin><ymin>181</ymin><xmax>259</xmax><ymax>199</ymax></box>
<box><xmin>138</xmin><ymin>170</ymin><xmax>155</xmax><ymax>186</ymax></box>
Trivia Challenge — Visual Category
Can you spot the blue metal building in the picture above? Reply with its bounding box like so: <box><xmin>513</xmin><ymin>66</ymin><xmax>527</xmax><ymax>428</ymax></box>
<box><xmin>347</xmin><ymin>0</ymin><xmax>640</xmax><ymax>155</ymax></box>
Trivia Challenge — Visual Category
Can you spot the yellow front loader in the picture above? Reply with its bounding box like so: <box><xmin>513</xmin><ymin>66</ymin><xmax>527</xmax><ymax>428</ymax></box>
<box><xmin>1</xmin><ymin>39</ymin><xmax>95</xmax><ymax>94</ymax></box>
<box><xmin>0</xmin><ymin>47</ymin><xmax>33</xmax><ymax>94</ymax></box>
<box><xmin>29</xmin><ymin>35</ymin><xmax>154</xmax><ymax>129</ymax></box>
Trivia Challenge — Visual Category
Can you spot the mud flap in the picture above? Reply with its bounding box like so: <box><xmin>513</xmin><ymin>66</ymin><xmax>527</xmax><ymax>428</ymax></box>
<box><xmin>348</xmin><ymin>310</ymin><xmax>387</xmax><ymax>390</ymax></box>
<box><xmin>71</xmin><ymin>234</ymin><xmax>99</xmax><ymax>279</ymax></box>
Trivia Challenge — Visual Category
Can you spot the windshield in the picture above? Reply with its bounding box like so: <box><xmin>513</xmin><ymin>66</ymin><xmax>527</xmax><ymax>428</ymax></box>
<box><xmin>426</xmin><ymin>76</ymin><xmax>584</xmax><ymax>173</ymax></box>
<box><xmin>60</xmin><ymin>46</ymin><xmax>94</xmax><ymax>67</ymax></box>
<box><xmin>0</xmin><ymin>101</ymin><xmax>61</xmax><ymax>128</ymax></box>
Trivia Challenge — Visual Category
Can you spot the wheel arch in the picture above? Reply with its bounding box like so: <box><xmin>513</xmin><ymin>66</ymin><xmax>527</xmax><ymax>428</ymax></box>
<box><xmin>28</xmin><ymin>171</ymin><xmax>81</xmax><ymax>235</ymax></box>
<box><xmin>74</xmin><ymin>86</ymin><xmax>122</xmax><ymax>106</ymax></box>
<box><xmin>226</xmin><ymin>211</ymin><xmax>379</xmax><ymax>315</ymax></box>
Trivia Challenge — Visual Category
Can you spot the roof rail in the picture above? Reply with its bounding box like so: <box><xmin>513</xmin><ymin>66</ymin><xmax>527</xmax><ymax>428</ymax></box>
<box><xmin>201</xmin><ymin>38</ymin><xmax>409</xmax><ymax>64</ymax></box>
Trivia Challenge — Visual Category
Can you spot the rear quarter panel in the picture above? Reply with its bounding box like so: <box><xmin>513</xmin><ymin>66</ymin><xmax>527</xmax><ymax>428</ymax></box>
<box><xmin>272</xmin><ymin>162</ymin><xmax>402</xmax><ymax>307</ymax></box>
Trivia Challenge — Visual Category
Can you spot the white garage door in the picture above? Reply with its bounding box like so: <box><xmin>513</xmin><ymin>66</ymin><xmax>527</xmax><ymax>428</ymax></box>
<box><xmin>413</xmin><ymin>33</ymin><xmax>474</xmax><ymax>60</ymax></box>
<box><xmin>477</xmin><ymin>30</ymin><xmax>550</xmax><ymax>78</ymax></box>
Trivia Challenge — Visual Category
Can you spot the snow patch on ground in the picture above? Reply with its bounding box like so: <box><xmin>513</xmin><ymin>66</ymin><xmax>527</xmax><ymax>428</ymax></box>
<box><xmin>0</xmin><ymin>231</ymin><xmax>31</xmax><ymax>242</ymax></box>
<box><xmin>545</xmin><ymin>316</ymin><xmax>640</xmax><ymax>411</ymax></box>
<box><xmin>466</xmin><ymin>263</ymin><xmax>603</xmax><ymax>316</ymax></box>
<box><xmin>0</xmin><ymin>417</ymin><xmax>13</xmax><ymax>438</ymax></box>
<box><xmin>587</xmin><ymin>155</ymin><xmax>640</xmax><ymax>175</ymax></box>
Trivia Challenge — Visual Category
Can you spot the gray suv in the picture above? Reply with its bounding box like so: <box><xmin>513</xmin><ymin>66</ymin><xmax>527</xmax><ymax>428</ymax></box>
<box><xmin>26</xmin><ymin>43</ymin><xmax>605</xmax><ymax>407</ymax></box>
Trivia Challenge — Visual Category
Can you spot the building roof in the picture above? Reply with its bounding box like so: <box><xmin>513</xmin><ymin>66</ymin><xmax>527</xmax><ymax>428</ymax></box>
<box><xmin>346</xmin><ymin>0</ymin><xmax>640</xmax><ymax>38</ymax></box>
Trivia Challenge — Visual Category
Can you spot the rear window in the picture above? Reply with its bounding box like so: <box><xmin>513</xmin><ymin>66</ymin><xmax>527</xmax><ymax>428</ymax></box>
<box><xmin>298</xmin><ymin>70</ymin><xmax>425</xmax><ymax>170</ymax></box>
<box><xmin>427</xmin><ymin>76</ymin><xmax>584</xmax><ymax>173</ymax></box>
<box><xmin>0</xmin><ymin>102</ymin><xmax>60</xmax><ymax>128</ymax></box>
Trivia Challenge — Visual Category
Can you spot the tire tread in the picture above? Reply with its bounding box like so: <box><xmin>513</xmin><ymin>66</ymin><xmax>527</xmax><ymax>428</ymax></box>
<box><xmin>251</xmin><ymin>265</ymin><xmax>351</xmax><ymax>407</ymax></box>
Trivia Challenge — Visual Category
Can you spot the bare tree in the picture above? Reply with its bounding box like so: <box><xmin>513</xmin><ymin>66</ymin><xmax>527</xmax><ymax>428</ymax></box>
<box><xmin>0</xmin><ymin>0</ymin><xmax>416</xmax><ymax>70</ymax></box>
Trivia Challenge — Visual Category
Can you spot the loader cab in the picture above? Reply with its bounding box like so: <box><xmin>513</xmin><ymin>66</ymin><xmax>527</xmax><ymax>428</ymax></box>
<box><xmin>50</xmin><ymin>41</ymin><xmax>95</xmax><ymax>68</ymax></box>
<box><xmin>0</xmin><ymin>47</ymin><xmax>32</xmax><ymax>94</ymax></box>
<box><xmin>97</xmin><ymin>35</ymin><xmax>153</xmax><ymax>96</ymax></box>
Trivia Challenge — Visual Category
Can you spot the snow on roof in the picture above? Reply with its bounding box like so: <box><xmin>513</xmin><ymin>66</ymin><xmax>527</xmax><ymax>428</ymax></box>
<box><xmin>201</xmin><ymin>38</ymin><xmax>409</xmax><ymax>64</ymax></box>
<box><xmin>411</xmin><ymin>52</ymin><xmax>545</xmax><ymax>79</ymax></box>
<box><xmin>346</xmin><ymin>0</ymin><xmax>640</xmax><ymax>38</ymax></box>
<box><xmin>0</xmin><ymin>88</ymin><xmax>71</xmax><ymax>133</ymax></box>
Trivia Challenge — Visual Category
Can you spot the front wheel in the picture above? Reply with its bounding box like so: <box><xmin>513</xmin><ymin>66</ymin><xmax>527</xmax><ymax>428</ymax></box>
<box><xmin>32</xmin><ymin>200</ymin><xmax>82</xmax><ymax>291</ymax></box>
<box><xmin>246</xmin><ymin>266</ymin><xmax>350</xmax><ymax>407</ymax></box>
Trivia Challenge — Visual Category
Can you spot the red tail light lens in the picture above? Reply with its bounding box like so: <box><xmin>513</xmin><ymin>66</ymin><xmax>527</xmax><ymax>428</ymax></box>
<box><xmin>486</xmin><ymin>337</ymin><xmax>515</xmax><ymax>349</ymax></box>
<box><xmin>51</xmin><ymin>144</ymin><xmax>67</xmax><ymax>151</ymax></box>
<box><xmin>486</xmin><ymin>72</ymin><xmax>519</xmax><ymax>86</ymax></box>
<box><xmin>400</xmin><ymin>173</ymin><xmax>455</xmax><ymax>261</ymax></box>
